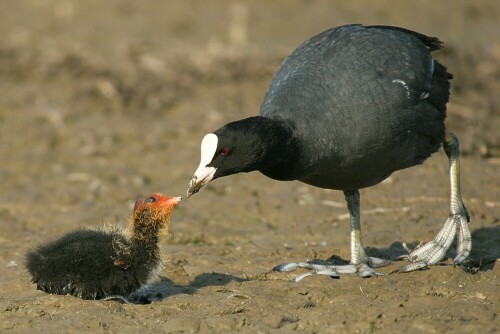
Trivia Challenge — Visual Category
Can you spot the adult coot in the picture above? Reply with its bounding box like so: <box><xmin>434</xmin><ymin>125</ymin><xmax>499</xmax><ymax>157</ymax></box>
<box><xmin>26</xmin><ymin>194</ymin><xmax>181</xmax><ymax>299</ymax></box>
<box><xmin>187</xmin><ymin>24</ymin><xmax>470</xmax><ymax>280</ymax></box>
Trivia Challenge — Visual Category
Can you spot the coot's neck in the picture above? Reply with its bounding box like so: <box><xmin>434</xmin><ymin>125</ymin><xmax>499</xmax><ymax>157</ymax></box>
<box><xmin>127</xmin><ymin>216</ymin><xmax>170</xmax><ymax>256</ymax></box>
<box><xmin>228</xmin><ymin>116</ymin><xmax>300</xmax><ymax>180</ymax></box>
<box><xmin>131</xmin><ymin>237</ymin><xmax>161</xmax><ymax>263</ymax></box>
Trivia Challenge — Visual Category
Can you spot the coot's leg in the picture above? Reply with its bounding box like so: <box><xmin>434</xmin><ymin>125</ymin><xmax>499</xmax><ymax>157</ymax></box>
<box><xmin>344</xmin><ymin>190</ymin><xmax>392</xmax><ymax>271</ymax></box>
<box><xmin>397</xmin><ymin>133</ymin><xmax>471</xmax><ymax>272</ymax></box>
<box><xmin>273</xmin><ymin>190</ymin><xmax>390</xmax><ymax>281</ymax></box>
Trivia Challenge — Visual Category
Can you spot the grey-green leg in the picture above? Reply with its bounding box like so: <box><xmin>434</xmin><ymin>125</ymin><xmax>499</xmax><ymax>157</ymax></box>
<box><xmin>397</xmin><ymin>132</ymin><xmax>471</xmax><ymax>272</ymax></box>
<box><xmin>344</xmin><ymin>190</ymin><xmax>391</xmax><ymax>272</ymax></box>
<box><xmin>273</xmin><ymin>190</ymin><xmax>390</xmax><ymax>282</ymax></box>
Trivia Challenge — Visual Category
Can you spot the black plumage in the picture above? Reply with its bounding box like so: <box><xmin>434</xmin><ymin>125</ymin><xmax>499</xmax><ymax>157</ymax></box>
<box><xmin>26</xmin><ymin>194</ymin><xmax>180</xmax><ymax>300</ymax></box>
<box><xmin>187</xmin><ymin>24</ymin><xmax>470</xmax><ymax>278</ymax></box>
<box><xmin>222</xmin><ymin>25</ymin><xmax>450</xmax><ymax>189</ymax></box>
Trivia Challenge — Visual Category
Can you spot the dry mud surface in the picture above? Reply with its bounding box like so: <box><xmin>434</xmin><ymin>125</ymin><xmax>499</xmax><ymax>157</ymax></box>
<box><xmin>0</xmin><ymin>1</ymin><xmax>499</xmax><ymax>333</ymax></box>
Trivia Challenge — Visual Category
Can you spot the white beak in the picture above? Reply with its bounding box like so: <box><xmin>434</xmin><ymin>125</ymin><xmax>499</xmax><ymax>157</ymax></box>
<box><xmin>187</xmin><ymin>134</ymin><xmax>218</xmax><ymax>197</ymax></box>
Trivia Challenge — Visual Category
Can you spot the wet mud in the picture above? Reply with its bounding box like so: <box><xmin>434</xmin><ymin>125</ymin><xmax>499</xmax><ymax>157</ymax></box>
<box><xmin>0</xmin><ymin>1</ymin><xmax>498</xmax><ymax>333</ymax></box>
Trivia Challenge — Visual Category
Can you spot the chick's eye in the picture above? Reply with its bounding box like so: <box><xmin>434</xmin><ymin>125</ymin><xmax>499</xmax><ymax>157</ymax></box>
<box><xmin>148</xmin><ymin>197</ymin><xmax>156</xmax><ymax>203</ymax></box>
<box><xmin>220</xmin><ymin>147</ymin><xmax>230</xmax><ymax>156</ymax></box>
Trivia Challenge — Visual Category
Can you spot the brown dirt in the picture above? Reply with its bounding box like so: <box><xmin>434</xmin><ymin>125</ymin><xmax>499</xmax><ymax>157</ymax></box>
<box><xmin>0</xmin><ymin>1</ymin><xmax>498</xmax><ymax>333</ymax></box>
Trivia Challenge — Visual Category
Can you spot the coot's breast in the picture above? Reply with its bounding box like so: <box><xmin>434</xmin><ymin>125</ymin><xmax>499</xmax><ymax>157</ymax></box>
<box><xmin>260</xmin><ymin>25</ymin><xmax>446</xmax><ymax>190</ymax></box>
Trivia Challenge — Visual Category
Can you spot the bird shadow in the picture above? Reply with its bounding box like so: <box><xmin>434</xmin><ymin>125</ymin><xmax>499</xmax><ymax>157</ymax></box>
<box><xmin>370</xmin><ymin>225</ymin><xmax>499</xmax><ymax>273</ymax></box>
<box><xmin>309</xmin><ymin>226</ymin><xmax>499</xmax><ymax>275</ymax></box>
<box><xmin>461</xmin><ymin>225</ymin><xmax>499</xmax><ymax>273</ymax></box>
<box><xmin>125</xmin><ymin>272</ymin><xmax>247</xmax><ymax>304</ymax></box>
<box><xmin>121</xmin><ymin>226</ymin><xmax>498</xmax><ymax>303</ymax></box>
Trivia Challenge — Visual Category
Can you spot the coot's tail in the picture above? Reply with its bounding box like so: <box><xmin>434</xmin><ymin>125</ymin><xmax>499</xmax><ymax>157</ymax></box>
<box><xmin>429</xmin><ymin>61</ymin><xmax>453</xmax><ymax>116</ymax></box>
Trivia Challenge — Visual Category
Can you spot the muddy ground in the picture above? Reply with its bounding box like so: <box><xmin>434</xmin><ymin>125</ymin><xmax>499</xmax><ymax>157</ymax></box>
<box><xmin>0</xmin><ymin>1</ymin><xmax>498</xmax><ymax>333</ymax></box>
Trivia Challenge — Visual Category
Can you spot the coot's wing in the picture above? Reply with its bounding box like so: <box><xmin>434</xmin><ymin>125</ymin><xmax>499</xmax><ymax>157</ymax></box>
<box><xmin>260</xmin><ymin>24</ymin><xmax>442</xmax><ymax>120</ymax></box>
<box><xmin>259</xmin><ymin>24</ymin><xmax>450</xmax><ymax>189</ymax></box>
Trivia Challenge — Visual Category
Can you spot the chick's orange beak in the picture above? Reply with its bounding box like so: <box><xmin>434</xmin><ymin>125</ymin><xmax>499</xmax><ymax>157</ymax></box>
<box><xmin>151</xmin><ymin>194</ymin><xmax>182</xmax><ymax>209</ymax></box>
<box><xmin>164</xmin><ymin>196</ymin><xmax>182</xmax><ymax>207</ymax></box>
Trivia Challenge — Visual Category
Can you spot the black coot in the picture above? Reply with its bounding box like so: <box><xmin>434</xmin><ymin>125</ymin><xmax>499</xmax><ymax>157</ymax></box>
<box><xmin>26</xmin><ymin>194</ymin><xmax>181</xmax><ymax>299</ymax></box>
<box><xmin>187</xmin><ymin>25</ymin><xmax>470</xmax><ymax>280</ymax></box>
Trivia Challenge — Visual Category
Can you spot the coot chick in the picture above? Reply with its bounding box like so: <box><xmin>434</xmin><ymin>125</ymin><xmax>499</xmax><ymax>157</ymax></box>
<box><xmin>26</xmin><ymin>194</ymin><xmax>181</xmax><ymax>299</ymax></box>
<box><xmin>187</xmin><ymin>24</ymin><xmax>470</xmax><ymax>280</ymax></box>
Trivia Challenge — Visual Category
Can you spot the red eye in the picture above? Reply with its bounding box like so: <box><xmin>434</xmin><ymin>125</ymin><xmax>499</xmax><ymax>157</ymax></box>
<box><xmin>221</xmin><ymin>147</ymin><xmax>230</xmax><ymax>156</ymax></box>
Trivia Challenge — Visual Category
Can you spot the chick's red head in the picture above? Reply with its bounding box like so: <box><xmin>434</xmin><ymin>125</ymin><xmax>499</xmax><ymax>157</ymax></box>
<box><xmin>133</xmin><ymin>193</ymin><xmax>181</xmax><ymax>223</ymax></box>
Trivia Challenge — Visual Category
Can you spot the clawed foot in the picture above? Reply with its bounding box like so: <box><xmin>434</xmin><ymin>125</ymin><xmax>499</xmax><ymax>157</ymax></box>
<box><xmin>394</xmin><ymin>211</ymin><xmax>471</xmax><ymax>273</ymax></box>
<box><xmin>273</xmin><ymin>256</ymin><xmax>391</xmax><ymax>282</ymax></box>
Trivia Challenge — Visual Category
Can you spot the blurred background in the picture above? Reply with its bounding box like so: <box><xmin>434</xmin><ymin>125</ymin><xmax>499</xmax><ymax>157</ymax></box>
<box><xmin>1</xmin><ymin>0</ymin><xmax>498</xmax><ymax>227</ymax></box>
<box><xmin>0</xmin><ymin>1</ymin><xmax>498</xmax><ymax>332</ymax></box>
